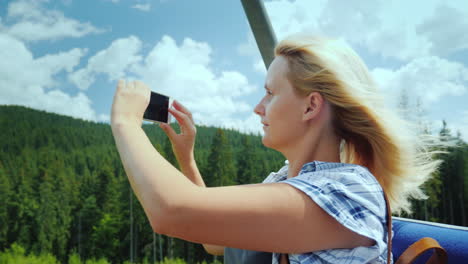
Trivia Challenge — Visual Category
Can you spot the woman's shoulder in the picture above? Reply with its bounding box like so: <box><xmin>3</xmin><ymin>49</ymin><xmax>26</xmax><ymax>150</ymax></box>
<box><xmin>262</xmin><ymin>162</ymin><xmax>289</xmax><ymax>183</ymax></box>
<box><xmin>263</xmin><ymin>160</ymin><xmax>381</xmax><ymax>189</ymax></box>
<box><xmin>297</xmin><ymin>161</ymin><xmax>382</xmax><ymax>188</ymax></box>
<box><xmin>280</xmin><ymin>161</ymin><xmax>389</xmax><ymax>263</ymax></box>
<box><xmin>284</xmin><ymin>160</ymin><xmax>387</xmax><ymax>221</ymax></box>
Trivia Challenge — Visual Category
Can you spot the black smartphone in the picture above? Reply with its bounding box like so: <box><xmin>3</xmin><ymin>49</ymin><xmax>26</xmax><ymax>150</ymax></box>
<box><xmin>143</xmin><ymin>91</ymin><xmax>173</xmax><ymax>123</ymax></box>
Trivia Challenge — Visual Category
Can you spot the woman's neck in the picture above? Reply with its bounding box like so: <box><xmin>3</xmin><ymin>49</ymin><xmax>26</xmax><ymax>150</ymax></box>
<box><xmin>283</xmin><ymin>128</ymin><xmax>341</xmax><ymax>179</ymax></box>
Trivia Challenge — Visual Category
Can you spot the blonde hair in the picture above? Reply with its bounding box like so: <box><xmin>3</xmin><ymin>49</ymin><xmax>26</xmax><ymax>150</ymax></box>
<box><xmin>275</xmin><ymin>34</ymin><xmax>441</xmax><ymax>214</ymax></box>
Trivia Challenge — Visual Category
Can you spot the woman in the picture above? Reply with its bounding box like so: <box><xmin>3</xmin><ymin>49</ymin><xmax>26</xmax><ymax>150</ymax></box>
<box><xmin>111</xmin><ymin>35</ymin><xmax>439</xmax><ymax>263</ymax></box>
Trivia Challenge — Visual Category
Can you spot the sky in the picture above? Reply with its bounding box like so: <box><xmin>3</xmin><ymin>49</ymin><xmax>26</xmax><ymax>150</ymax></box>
<box><xmin>1</xmin><ymin>0</ymin><xmax>467</xmax><ymax>140</ymax></box>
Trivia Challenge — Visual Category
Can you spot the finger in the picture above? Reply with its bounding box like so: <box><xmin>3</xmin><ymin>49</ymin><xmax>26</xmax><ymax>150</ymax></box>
<box><xmin>173</xmin><ymin>100</ymin><xmax>194</xmax><ymax>122</ymax></box>
<box><xmin>117</xmin><ymin>79</ymin><xmax>126</xmax><ymax>91</ymax></box>
<box><xmin>169</xmin><ymin>107</ymin><xmax>195</xmax><ymax>135</ymax></box>
<box><xmin>159</xmin><ymin>122</ymin><xmax>177</xmax><ymax>141</ymax></box>
<box><xmin>127</xmin><ymin>80</ymin><xmax>134</xmax><ymax>91</ymax></box>
<box><xmin>135</xmin><ymin>80</ymin><xmax>148</xmax><ymax>92</ymax></box>
<box><xmin>134</xmin><ymin>80</ymin><xmax>150</xmax><ymax>103</ymax></box>
<box><xmin>132</xmin><ymin>80</ymin><xmax>140</xmax><ymax>92</ymax></box>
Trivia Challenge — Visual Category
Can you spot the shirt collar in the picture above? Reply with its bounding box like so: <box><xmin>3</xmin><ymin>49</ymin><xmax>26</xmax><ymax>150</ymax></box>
<box><xmin>275</xmin><ymin>160</ymin><xmax>356</xmax><ymax>181</ymax></box>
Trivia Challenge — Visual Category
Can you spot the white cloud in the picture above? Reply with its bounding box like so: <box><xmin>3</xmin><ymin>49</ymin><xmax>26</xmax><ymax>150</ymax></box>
<box><xmin>459</xmin><ymin>111</ymin><xmax>468</xmax><ymax>141</ymax></box>
<box><xmin>132</xmin><ymin>35</ymin><xmax>258</xmax><ymax>128</ymax></box>
<box><xmin>132</xmin><ymin>4</ymin><xmax>151</xmax><ymax>12</ymax></box>
<box><xmin>371</xmin><ymin>56</ymin><xmax>468</xmax><ymax>108</ymax></box>
<box><xmin>416</xmin><ymin>4</ymin><xmax>468</xmax><ymax>56</ymax></box>
<box><xmin>371</xmin><ymin>56</ymin><xmax>468</xmax><ymax>141</ymax></box>
<box><xmin>98</xmin><ymin>113</ymin><xmax>110</xmax><ymax>123</ymax></box>
<box><xmin>0</xmin><ymin>33</ymin><xmax>98</xmax><ymax>121</ymax></box>
<box><xmin>265</xmin><ymin>0</ymin><xmax>326</xmax><ymax>39</ymax></box>
<box><xmin>36</xmin><ymin>48</ymin><xmax>87</xmax><ymax>74</ymax></box>
<box><xmin>446</xmin><ymin>110</ymin><xmax>468</xmax><ymax>142</ymax></box>
<box><xmin>0</xmin><ymin>34</ymin><xmax>86</xmax><ymax>90</ymax></box>
<box><xmin>259</xmin><ymin>0</ymin><xmax>468</xmax><ymax>61</ymax></box>
<box><xmin>253</xmin><ymin>59</ymin><xmax>267</xmax><ymax>75</ymax></box>
<box><xmin>67</xmin><ymin>35</ymin><xmax>259</xmax><ymax>130</ymax></box>
<box><xmin>1</xmin><ymin>0</ymin><xmax>103</xmax><ymax>42</ymax></box>
<box><xmin>220</xmin><ymin>113</ymin><xmax>263</xmax><ymax>135</ymax></box>
<box><xmin>237</xmin><ymin>32</ymin><xmax>259</xmax><ymax>57</ymax></box>
<box><xmin>236</xmin><ymin>32</ymin><xmax>268</xmax><ymax>74</ymax></box>
<box><xmin>69</xmin><ymin>36</ymin><xmax>143</xmax><ymax>90</ymax></box>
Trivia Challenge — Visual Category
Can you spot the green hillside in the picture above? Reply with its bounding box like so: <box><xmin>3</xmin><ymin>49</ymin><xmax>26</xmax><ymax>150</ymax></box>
<box><xmin>1</xmin><ymin>105</ymin><xmax>467</xmax><ymax>264</ymax></box>
<box><xmin>0</xmin><ymin>105</ymin><xmax>284</xmax><ymax>264</ymax></box>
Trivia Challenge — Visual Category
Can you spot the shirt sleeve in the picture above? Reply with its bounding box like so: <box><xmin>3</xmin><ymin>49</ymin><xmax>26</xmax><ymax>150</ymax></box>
<box><xmin>279</xmin><ymin>166</ymin><xmax>390</xmax><ymax>263</ymax></box>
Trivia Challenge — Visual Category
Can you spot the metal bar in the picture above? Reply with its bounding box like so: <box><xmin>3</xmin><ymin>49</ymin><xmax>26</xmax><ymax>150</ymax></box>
<box><xmin>393</xmin><ymin>217</ymin><xmax>468</xmax><ymax>231</ymax></box>
<box><xmin>240</xmin><ymin>0</ymin><xmax>277</xmax><ymax>69</ymax></box>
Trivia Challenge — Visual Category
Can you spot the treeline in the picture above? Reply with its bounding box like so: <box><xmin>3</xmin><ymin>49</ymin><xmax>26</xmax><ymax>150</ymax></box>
<box><xmin>0</xmin><ymin>243</ymin><xmax>220</xmax><ymax>264</ymax></box>
<box><xmin>0</xmin><ymin>243</ymin><xmax>219</xmax><ymax>264</ymax></box>
<box><xmin>408</xmin><ymin>121</ymin><xmax>468</xmax><ymax>225</ymax></box>
<box><xmin>0</xmin><ymin>105</ymin><xmax>284</xmax><ymax>264</ymax></box>
<box><xmin>0</xmin><ymin>105</ymin><xmax>467</xmax><ymax>264</ymax></box>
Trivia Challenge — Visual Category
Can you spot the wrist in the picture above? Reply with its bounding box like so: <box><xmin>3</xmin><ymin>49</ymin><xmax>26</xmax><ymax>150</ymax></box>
<box><xmin>179</xmin><ymin>155</ymin><xmax>196</xmax><ymax>172</ymax></box>
<box><xmin>111</xmin><ymin>119</ymin><xmax>141</xmax><ymax>130</ymax></box>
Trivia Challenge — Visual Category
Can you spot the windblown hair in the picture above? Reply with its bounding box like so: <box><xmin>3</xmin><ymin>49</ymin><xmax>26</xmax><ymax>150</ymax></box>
<box><xmin>275</xmin><ymin>34</ymin><xmax>441</xmax><ymax>214</ymax></box>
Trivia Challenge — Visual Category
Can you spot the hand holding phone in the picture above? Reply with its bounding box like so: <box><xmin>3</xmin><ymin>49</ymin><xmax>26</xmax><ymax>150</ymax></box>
<box><xmin>159</xmin><ymin>100</ymin><xmax>199</xmax><ymax>181</ymax></box>
<box><xmin>143</xmin><ymin>91</ymin><xmax>173</xmax><ymax>123</ymax></box>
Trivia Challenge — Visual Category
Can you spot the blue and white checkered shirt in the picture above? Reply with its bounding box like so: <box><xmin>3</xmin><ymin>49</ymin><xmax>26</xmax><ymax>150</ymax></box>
<box><xmin>264</xmin><ymin>161</ymin><xmax>392</xmax><ymax>264</ymax></box>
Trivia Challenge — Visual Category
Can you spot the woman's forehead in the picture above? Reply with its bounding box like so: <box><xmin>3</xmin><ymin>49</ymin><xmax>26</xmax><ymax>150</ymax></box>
<box><xmin>266</xmin><ymin>56</ymin><xmax>289</xmax><ymax>88</ymax></box>
<box><xmin>268</xmin><ymin>56</ymin><xmax>289</xmax><ymax>75</ymax></box>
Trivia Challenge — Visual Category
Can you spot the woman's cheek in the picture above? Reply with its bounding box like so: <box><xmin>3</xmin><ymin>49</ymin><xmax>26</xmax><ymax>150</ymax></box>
<box><xmin>265</xmin><ymin>97</ymin><xmax>275</xmax><ymax>112</ymax></box>
<box><xmin>269</xmin><ymin>98</ymin><xmax>281</xmax><ymax>116</ymax></box>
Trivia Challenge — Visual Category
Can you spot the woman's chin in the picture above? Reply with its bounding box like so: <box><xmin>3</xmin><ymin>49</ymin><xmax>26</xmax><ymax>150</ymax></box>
<box><xmin>261</xmin><ymin>136</ymin><xmax>274</xmax><ymax>149</ymax></box>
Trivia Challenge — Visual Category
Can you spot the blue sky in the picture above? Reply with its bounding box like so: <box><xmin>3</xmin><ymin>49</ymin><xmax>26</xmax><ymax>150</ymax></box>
<box><xmin>1</xmin><ymin>0</ymin><xmax>467</xmax><ymax>140</ymax></box>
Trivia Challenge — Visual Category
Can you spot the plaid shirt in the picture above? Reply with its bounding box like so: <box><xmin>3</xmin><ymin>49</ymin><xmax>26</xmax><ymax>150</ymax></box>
<box><xmin>266</xmin><ymin>161</ymin><xmax>392</xmax><ymax>264</ymax></box>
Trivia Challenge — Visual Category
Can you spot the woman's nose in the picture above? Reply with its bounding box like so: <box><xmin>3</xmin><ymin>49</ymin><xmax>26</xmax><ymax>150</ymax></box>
<box><xmin>254</xmin><ymin>100</ymin><xmax>264</xmax><ymax>116</ymax></box>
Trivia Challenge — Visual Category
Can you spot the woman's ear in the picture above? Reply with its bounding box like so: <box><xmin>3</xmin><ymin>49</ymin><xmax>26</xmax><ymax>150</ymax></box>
<box><xmin>303</xmin><ymin>92</ymin><xmax>323</xmax><ymax>121</ymax></box>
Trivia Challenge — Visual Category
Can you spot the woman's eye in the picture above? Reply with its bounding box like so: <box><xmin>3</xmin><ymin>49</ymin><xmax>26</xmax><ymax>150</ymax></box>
<box><xmin>266</xmin><ymin>90</ymin><xmax>273</xmax><ymax>96</ymax></box>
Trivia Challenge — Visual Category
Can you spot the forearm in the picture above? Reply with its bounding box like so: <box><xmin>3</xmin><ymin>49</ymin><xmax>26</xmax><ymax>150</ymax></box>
<box><xmin>111</xmin><ymin>123</ymin><xmax>196</xmax><ymax>229</ymax></box>
<box><xmin>179</xmin><ymin>157</ymin><xmax>222</xmax><ymax>252</ymax></box>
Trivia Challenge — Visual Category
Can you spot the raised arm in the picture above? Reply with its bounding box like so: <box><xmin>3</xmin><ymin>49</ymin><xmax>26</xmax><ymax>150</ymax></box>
<box><xmin>111</xmin><ymin>80</ymin><xmax>373</xmax><ymax>255</ymax></box>
<box><xmin>159</xmin><ymin>101</ymin><xmax>225</xmax><ymax>256</ymax></box>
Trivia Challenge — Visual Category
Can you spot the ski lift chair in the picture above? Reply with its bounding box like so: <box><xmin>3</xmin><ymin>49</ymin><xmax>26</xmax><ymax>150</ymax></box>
<box><xmin>392</xmin><ymin>217</ymin><xmax>468</xmax><ymax>263</ymax></box>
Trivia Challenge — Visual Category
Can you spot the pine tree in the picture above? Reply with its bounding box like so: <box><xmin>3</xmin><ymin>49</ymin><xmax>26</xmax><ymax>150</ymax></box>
<box><xmin>35</xmin><ymin>165</ymin><xmax>56</xmax><ymax>254</ymax></box>
<box><xmin>78</xmin><ymin>195</ymin><xmax>99</xmax><ymax>260</ymax></box>
<box><xmin>89</xmin><ymin>213</ymin><xmax>121</xmax><ymax>261</ymax></box>
<box><xmin>52</xmin><ymin>165</ymin><xmax>75</xmax><ymax>261</ymax></box>
<box><xmin>236</xmin><ymin>135</ymin><xmax>257</xmax><ymax>185</ymax></box>
<box><xmin>462</xmin><ymin>141</ymin><xmax>468</xmax><ymax>226</ymax></box>
<box><xmin>12</xmin><ymin>166</ymin><xmax>37</xmax><ymax>250</ymax></box>
<box><xmin>163</xmin><ymin>127</ymin><xmax>178</xmax><ymax>169</ymax></box>
<box><xmin>206</xmin><ymin>128</ymin><xmax>237</xmax><ymax>187</ymax></box>
<box><xmin>452</xmin><ymin>133</ymin><xmax>466</xmax><ymax>226</ymax></box>
<box><xmin>0</xmin><ymin>161</ymin><xmax>11</xmax><ymax>248</ymax></box>
<box><xmin>438</xmin><ymin>120</ymin><xmax>458</xmax><ymax>224</ymax></box>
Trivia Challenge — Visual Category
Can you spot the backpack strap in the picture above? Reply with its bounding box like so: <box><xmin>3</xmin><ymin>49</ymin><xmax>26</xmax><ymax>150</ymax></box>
<box><xmin>383</xmin><ymin>192</ymin><xmax>448</xmax><ymax>264</ymax></box>
<box><xmin>383</xmin><ymin>192</ymin><xmax>393</xmax><ymax>264</ymax></box>
<box><xmin>395</xmin><ymin>237</ymin><xmax>448</xmax><ymax>264</ymax></box>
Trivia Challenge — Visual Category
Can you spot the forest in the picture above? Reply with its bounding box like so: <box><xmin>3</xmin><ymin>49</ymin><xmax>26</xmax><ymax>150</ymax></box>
<box><xmin>0</xmin><ymin>105</ymin><xmax>467</xmax><ymax>264</ymax></box>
